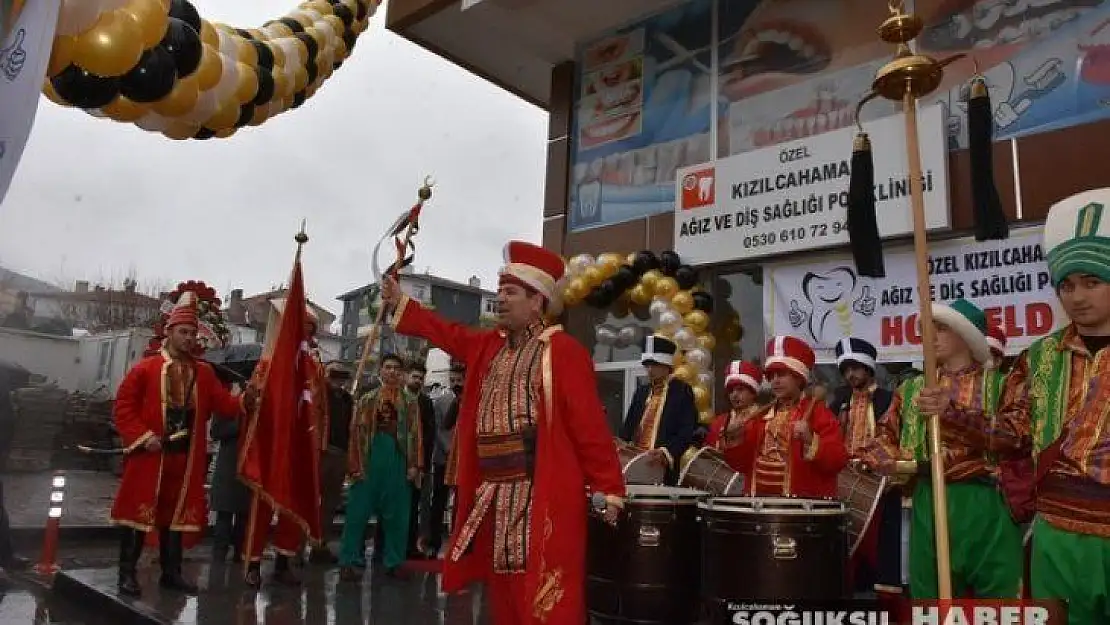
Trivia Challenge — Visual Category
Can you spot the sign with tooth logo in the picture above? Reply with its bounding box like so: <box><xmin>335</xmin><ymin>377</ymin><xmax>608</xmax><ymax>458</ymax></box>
<box><xmin>673</xmin><ymin>104</ymin><xmax>951</xmax><ymax>266</ymax></box>
<box><xmin>762</xmin><ymin>225</ymin><xmax>1065</xmax><ymax>364</ymax></box>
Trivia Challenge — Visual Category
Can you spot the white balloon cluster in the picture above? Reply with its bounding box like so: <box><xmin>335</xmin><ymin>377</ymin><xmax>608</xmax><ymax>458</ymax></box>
<box><xmin>594</xmin><ymin>323</ymin><xmax>643</xmax><ymax>349</ymax></box>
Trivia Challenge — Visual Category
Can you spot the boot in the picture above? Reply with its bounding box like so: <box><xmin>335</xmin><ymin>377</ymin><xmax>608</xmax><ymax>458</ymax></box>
<box><xmin>117</xmin><ymin>528</ymin><xmax>144</xmax><ymax>598</ymax></box>
<box><xmin>271</xmin><ymin>554</ymin><xmax>301</xmax><ymax>586</ymax></box>
<box><xmin>158</xmin><ymin>530</ymin><xmax>198</xmax><ymax>594</ymax></box>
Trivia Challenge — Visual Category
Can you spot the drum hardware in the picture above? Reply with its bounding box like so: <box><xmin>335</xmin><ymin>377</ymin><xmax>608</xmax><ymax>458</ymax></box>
<box><xmin>771</xmin><ymin>536</ymin><xmax>797</xmax><ymax>560</ymax></box>
<box><xmin>638</xmin><ymin>525</ymin><xmax>661</xmax><ymax>547</ymax></box>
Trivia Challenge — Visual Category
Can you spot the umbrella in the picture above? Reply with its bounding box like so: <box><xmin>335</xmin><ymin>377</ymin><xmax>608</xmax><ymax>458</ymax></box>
<box><xmin>204</xmin><ymin>343</ymin><xmax>263</xmax><ymax>381</ymax></box>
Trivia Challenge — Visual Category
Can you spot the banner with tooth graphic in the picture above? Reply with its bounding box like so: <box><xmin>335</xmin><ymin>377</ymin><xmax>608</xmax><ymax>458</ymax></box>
<box><xmin>761</xmin><ymin>225</ymin><xmax>1066</xmax><ymax>364</ymax></box>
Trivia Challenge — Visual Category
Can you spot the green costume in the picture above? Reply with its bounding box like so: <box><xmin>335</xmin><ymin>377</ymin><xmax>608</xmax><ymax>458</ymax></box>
<box><xmin>339</xmin><ymin>387</ymin><xmax>421</xmax><ymax>570</ymax></box>
<box><xmin>1020</xmin><ymin>328</ymin><xmax>1110</xmax><ymax>624</ymax></box>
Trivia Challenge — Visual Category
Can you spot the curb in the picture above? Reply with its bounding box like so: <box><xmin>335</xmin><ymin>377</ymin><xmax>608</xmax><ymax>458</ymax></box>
<box><xmin>10</xmin><ymin>520</ymin><xmax>347</xmax><ymax>550</ymax></box>
<box><xmin>52</xmin><ymin>570</ymin><xmax>166</xmax><ymax>625</ymax></box>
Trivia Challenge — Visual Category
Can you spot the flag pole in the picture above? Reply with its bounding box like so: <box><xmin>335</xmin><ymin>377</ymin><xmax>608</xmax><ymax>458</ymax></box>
<box><xmin>855</xmin><ymin>0</ymin><xmax>964</xmax><ymax>600</ymax></box>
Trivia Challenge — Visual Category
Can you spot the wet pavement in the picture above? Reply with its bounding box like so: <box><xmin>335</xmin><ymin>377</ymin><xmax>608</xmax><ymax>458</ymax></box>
<box><xmin>0</xmin><ymin>587</ymin><xmax>115</xmax><ymax>625</ymax></box>
<box><xmin>54</xmin><ymin>558</ymin><xmax>492</xmax><ymax>625</ymax></box>
<box><xmin>4</xmin><ymin>471</ymin><xmax>118</xmax><ymax>529</ymax></box>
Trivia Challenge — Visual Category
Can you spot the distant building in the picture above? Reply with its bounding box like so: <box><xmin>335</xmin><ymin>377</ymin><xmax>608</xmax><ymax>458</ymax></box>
<box><xmin>337</xmin><ymin>269</ymin><xmax>497</xmax><ymax>363</ymax></box>
<box><xmin>223</xmin><ymin>288</ymin><xmax>343</xmax><ymax>361</ymax></box>
<box><xmin>22</xmin><ymin>279</ymin><xmax>161</xmax><ymax>333</ymax></box>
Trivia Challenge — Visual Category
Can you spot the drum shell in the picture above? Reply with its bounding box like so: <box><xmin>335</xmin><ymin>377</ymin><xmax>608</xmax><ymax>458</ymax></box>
<box><xmin>699</xmin><ymin>499</ymin><xmax>847</xmax><ymax>611</ymax></box>
<box><xmin>587</xmin><ymin>495</ymin><xmax>702</xmax><ymax>624</ymax></box>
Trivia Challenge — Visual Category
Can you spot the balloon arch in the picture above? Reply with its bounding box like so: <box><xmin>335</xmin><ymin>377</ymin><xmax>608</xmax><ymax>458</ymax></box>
<box><xmin>555</xmin><ymin>250</ymin><xmax>743</xmax><ymax>425</ymax></box>
<box><xmin>45</xmin><ymin>0</ymin><xmax>375</xmax><ymax>140</ymax></box>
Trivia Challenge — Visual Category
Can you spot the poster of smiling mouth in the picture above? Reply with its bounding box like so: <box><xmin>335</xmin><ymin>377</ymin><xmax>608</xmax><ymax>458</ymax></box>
<box><xmin>569</xmin><ymin>0</ymin><xmax>1110</xmax><ymax>233</ymax></box>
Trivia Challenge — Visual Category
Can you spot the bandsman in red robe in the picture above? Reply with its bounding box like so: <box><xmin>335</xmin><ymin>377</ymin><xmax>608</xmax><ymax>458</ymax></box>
<box><xmin>732</xmin><ymin>337</ymin><xmax>848</xmax><ymax>498</ymax></box>
<box><xmin>381</xmin><ymin>240</ymin><xmax>625</xmax><ymax>625</ymax></box>
<box><xmin>110</xmin><ymin>292</ymin><xmax>255</xmax><ymax>597</ymax></box>
<box><xmin>704</xmin><ymin>360</ymin><xmax>762</xmax><ymax>473</ymax></box>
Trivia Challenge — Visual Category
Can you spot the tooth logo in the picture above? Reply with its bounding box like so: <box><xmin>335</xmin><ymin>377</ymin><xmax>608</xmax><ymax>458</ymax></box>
<box><xmin>680</xmin><ymin>167</ymin><xmax>715</xmax><ymax>210</ymax></box>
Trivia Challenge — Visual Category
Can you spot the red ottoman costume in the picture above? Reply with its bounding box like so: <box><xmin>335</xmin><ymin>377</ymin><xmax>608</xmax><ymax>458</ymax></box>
<box><xmin>111</xmin><ymin>291</ymin><xmax>247</xmax><ymax>597</ymax></box>
<box><xmin>704</xmin><ymin>360</ymin><xmax>763</xmax><ymax>473</ymax></box>
<box><xmin>732</xmin><ymin>337</ymin><xmax>848</xmax><ymax>499</ymax></box>
<box><xmin>390</xmin><ymin>241</ymin><xmax>625</xmax><ymax>625</ymax></box>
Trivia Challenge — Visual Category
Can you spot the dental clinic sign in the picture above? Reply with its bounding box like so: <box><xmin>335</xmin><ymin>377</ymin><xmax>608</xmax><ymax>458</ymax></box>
<box><xmin>674</xmin><ymin>104</ymin><xmax>951</xmax><ymax>266</ymax></box>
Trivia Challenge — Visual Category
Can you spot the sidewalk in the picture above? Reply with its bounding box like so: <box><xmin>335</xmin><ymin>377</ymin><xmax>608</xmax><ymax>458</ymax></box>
<box><xmin>4</xmin><ymin>470</ymin><xmax>118</xmax><ymax>529</ymax></box>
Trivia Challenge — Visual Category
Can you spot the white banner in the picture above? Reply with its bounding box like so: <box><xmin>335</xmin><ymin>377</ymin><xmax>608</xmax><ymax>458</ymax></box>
<box><xmin>674</xmin><ymin>105</ymin><xmax>951</xmax><ymax>266</ymax></box>
<box><xmin>762</xmin><ymin>226</ymin><xmax>1066</xmax><ymax>363</ymax></box>
<box><xmin>0</xmin><ymin>0</ymin><xmax>59</xmax><ymax>208</ymax></box>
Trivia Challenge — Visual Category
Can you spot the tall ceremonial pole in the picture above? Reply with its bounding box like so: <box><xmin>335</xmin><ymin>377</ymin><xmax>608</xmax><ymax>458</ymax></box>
<box><xmin>855</xmin><ymin>1</ymin><xmax>963</xmax><ymax>600</ymax></box>
<box><xmin>350</xmin><ymin>177</ymin><xmax>435</xmax><ymax>398</ymax></box>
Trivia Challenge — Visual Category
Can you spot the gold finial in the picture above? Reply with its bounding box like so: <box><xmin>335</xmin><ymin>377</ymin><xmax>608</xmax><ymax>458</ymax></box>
<box><xmin>295</xmin><ymin>219</ymin><xmax>308</xmax><ymax>245</ymax></box>
<box><xmin>418</xmin><ymin>176</ymin><xmax>435</xmax><ymax>201</ymax></box>
<box><xmin>860</xmin><ymin>0</ymin><xmax>965</xmax><ymax>104</ymax></box>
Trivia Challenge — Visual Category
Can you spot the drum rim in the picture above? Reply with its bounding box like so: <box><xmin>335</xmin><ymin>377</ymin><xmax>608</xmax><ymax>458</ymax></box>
<box><xmin>839</xmin><ymin>468</ymin><xmax>890</xmax><ymax>556</ymax></box>
<box><xmin>625</xmin><ymin>485</ymin><xmax>708</xmax><ymax>503</ymax></box>
<box><xmin>698</xmin><ymin>496</ymin><xmax>846</xmax><ymax>514</ymax></box>
<box><xmin>677</xmin><ymin>446</ymin><xmax>724</xmax><ymax>484</ymax></box>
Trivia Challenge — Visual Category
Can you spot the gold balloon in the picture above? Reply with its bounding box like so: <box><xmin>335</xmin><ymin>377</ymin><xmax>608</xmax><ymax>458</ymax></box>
<box><xmin>247</xmin><ymin>28</ymin><xmax>264</xmax><ymax>40</ymax></box>
<box><xmin>152</xmin><ymin>75</ymin><xmax>199</xmax><ymax>116</ymax></box>
<box><xmin>597</xmin><ymin>253</ymin><xmax>623</xmax><ymax>277</ymax></box>
<box><xmin>215</xmin><ymin>127</ymin><xmax>237</xmax><ymax>139</ymax></box>
<box><xmin>264</xmin><ymin>21</ymin><xmax>294</xmax><ymax>39</ymax></box>
<box><xmin>161</xmin><ymin>121</ymin><xmax>200</xmax><ymax>140</ymax></box>
<box><xmin>292</xmin><ymin>65</ymin><xmax>309</xmax><ymax>92</ymax></box>
<box><xmin>693</xmin><ymin>385</ymin><xmax>711</xmax><ymax>411</ymax></box>
<box><xmin>582</xmin><ymin>266</ymin><xmax>604</xmax><ymax>287</ymax></box>
<box><xmin>290</xmin><ymin>11</ymin><xmax>316</xmax><ymax>28</ymax></box>
<box><xmin>267</xmin><ymin>42</ymin><xmax>286</xmax><ymax>68</ymax></box>
<box><xmin>272</xmin><ymin>69</ymin><xmax>292</xmax><ymax>98</ymax></box>
<box><xmin>195</xmin><ymin>46</ymin><xmax>223</xmax><ymax>91</ymax></box>
<box><xmin>654</xmin><ymin>277</ymin><xmax>679</xmax><ymax>300</ymax></box>
<box><xmin>639</xmin><ymin>269</ymin><xmax>662</xmax><ymax>292</ymax></box>
<box><xmin>671</xmin><ymin>290</ymin><xmax>694</xmax><ymax>315</ymax></box>
<box><xmin>48</xmin><ymin>35</ymin><xmax>77</xmax><ymax>77</ymax></box>
<box><xmin>672</xmin><ymin>352</ymin><xmax>685</xmax><ymax>368</ymax></box>
<box><xmin>102</xmin><ymin>95</ymin><xmax>148</xmax><ymax>122</ymax></box>
<box><xmin>121</xmin><ymin>0</ymin><xmax>170</xmax><ymax>50</ymax></box>
<box><xmin>673</xmin><ymin>365</ymin><xmax>695</xmax><ymax>384</ymax></box>
<box><xmin>249</xmin><ymin>104</ymin><xmax>271</xmax><ymax>126</ymax></box>
<box><xmin>684</xmin><ymin>310</ymin><xmax>711</xmax><ymax>334</ymax></box>
<box><xmin>235</xmin><ymin>37</ymin><xmax>259</xmax><ymax>68</ymax></box>
<box><xmin>324</xmin><ymin>14</ymin><xmax>346</xmax><ymax>37</ymax></box>
<box><xmin>235</xmin><ymin>63</ymin><xmax>259</xmax><ymax>105</ymax></box>
<box><xmin>200</xmin><ymin>20</ymin><xmax>220</xmax><ymax>47</ymax></box>
<box><xmin>629</xmin><ymin>284</ymin><xmax>651</xmax><ymax>306</ymax></box>
<box><xmin>698</xmin><ymin>410</ymin><xmax>714</xmax><ymax>425</ymax></box>
<box><xmin>291</xmin><ymin>37</ymin><xmax>310</xmax><ymax>62</ymax></box>
<box><xmin>73</xmin><ymin>10</ymin><xmax>145</xmax><ymax>77</ymax></box>
<box><xmin>333</xmin><ymin>37</ymin><xmax>349</xmax><ymax>61</ymax></box>
<box><xmin>205</xmin><ymin>99</ymin><xmax>241</xmax><ymax>130</ymax></box>
<box><xmin>303</xmin><ymin>26</ymin><xmax>326</xmax><ymax>50</ymax></box>
<box><xmin>626</xmin><ymin>252</ymin><xmax>638</xmax><ymax>265</ymax></box>
<box><xmin>696</xmin><ymin>333</ymin><xmax>717</xmax><ymax>352</ymax></box>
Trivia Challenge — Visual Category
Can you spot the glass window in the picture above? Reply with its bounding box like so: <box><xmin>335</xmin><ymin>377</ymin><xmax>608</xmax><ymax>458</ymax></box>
<box><xmin>565</xmin><ymin>305</ymin><xmax>649</xmax><ymax>364</ymax></box>
<box><xmin>594</xmin><ymin>370</ymin><xmax>626</xmax><ymax>434</ymax></box>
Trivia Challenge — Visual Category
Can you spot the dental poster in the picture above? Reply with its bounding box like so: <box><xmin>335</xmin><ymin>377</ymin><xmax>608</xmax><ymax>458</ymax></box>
<box><xmin>570</xmin><ymin>0</ymin><xmax>1110</xmax><ymax>233</ymax></box>
<box><xmin>762</xmin><ymin>226</ymin><xmax>1065</xmax><ymax>364</ymax></box>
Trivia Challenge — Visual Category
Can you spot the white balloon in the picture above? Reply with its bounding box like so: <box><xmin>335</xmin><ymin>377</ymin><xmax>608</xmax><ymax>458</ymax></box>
<box><xmin>617</xmin><ymin>325</ymin><xmax>641</xmax><ymax>348</ymax></box>
<box><xmin>686</xmin><ymin>347</ymin><xmax>711</xmax><ymax>371</ymax></box>
<box><xmin>57</xmin><ymin>0</ymin><xmax>103</xmax><ymax>37</ymax></box>
<box><xmin>595</xmin><ymin>324</ymin><xmax>617</xmax><ymax>346</ymax></box>
<box><xmin>568</xmin><ymin>254</ymin><xmax>594</xmax><ymax>276</ymax></box>
<box><xmin>697</xmin><ymin>372</ymin><xmax>713</xmax><ymax>388</ymax></box>
<box><xmin>658</xmin><ymin>311</ymin><xmax>682</xmax><ymax>335</ymax></box>
<box><xmin>648</xmin><ymin>298</ymin><xmax>670</xmax><ymax>319</ymax></box>
<box><xmin>673</xmin><ymin>327</ymin><xmax>697</xmax><ymax>351</ymax></box>
<box><xmin>135</xmin><ymin>112</ymin><xmax>170</xmax><ymax>132</ymax></box>
<box><xmin>180</xmin><ymin>89</ymin><xmax>220</xmax><ymax>124</ymax></box>
<box><xmin>213</xmin><ymin>54</ymin><xmax>240</xmax><ymax>101</ymax></box>
<box><xmin>216</xmin><ymin>29</ymin><xmax>238</xmax><ymax>58</ymax></box>
<box><xmin>314</xmin><ymin>19</ymin><xmax>336</xmax><ymax>43</ymax></box>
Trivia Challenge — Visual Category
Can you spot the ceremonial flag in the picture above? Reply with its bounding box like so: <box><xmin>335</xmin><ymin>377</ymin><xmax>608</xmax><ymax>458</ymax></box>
<box><xmin>0</xmin><ymin>0</ymin><xmax>58</xmax><ymax>208</ymax></box>
<box><xmin>237</xmin><ymin>248</ymin><xmax>322</xmax><ymax>542</ymax></box>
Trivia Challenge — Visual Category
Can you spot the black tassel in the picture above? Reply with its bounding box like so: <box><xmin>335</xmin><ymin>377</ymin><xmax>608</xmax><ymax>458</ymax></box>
<box><xmin>968</xmin><ymin>75</ymin><xmax>1009</xmax><ymax>241</ymax></box>
<box><xmin>847</xmin><ymin>131</ymin><xmax>885</xmax><ymax>278</ymax></box>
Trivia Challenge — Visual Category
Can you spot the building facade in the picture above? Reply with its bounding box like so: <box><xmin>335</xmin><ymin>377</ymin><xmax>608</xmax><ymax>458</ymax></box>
<box><xmin>385</xmin><ymin>0</ymin><xmax>1106</xmax><ymax>419</ymax></box>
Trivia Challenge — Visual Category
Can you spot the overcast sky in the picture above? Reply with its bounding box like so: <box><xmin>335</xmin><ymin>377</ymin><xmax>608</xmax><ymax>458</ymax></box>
<box><xmin>0</xmin><ymin>0</ymin><xmax>548</xmax><ymax>319</ymax></box>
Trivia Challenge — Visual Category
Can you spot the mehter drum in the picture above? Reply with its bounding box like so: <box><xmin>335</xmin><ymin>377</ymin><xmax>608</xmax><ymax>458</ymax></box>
<box><xmin>616</xmin><ymin>439</ymin><xmax>665</xmax><ymax>485</ymax></box>
<box><xmin>678</xmin><ymin>447</ymin><xmax>745</xmax><ymax>496</ymax></box>
<box><xmin>587</xmin><ymin>485</ymin><xmax>706</xmax><ymax>625</ymax></box>
<box><xmin>699</xmin><ymin>497</ymin><xmax>848</xmax><ymax>614</ymax></box>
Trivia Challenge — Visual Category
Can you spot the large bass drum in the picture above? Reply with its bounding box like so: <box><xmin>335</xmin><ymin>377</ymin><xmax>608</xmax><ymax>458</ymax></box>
<box><xmin>699</xmin><ymin>497</ymin><xmax>847</xmax><ymax>613</ymax></box>
<box><xmin>587</xmin><ymin>485</ymin><xmax>706</xmax><ymax>625</ymax></box>
<box><xmin>616</xmin><ymin>439</ymin><xmax>665</xmax><ymax>485</ymax></box>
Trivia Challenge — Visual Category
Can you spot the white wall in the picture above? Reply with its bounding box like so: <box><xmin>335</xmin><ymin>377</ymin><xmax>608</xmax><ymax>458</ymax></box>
<box><xmin>0</xmin><ymin>327</ymin><xmax>150</xmax><ymax>395</ymax></box>
<box><xmin>425</xmin><ymin>348</ymin><xmax>451</xmax><ymax>387</ymax></box>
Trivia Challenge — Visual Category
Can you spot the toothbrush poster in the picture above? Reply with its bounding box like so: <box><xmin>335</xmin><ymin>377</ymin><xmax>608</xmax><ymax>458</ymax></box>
<box><xmin>762</xmin><ymin>226</ymin><xmax>1064</xmax><ymax>363</ymax></box>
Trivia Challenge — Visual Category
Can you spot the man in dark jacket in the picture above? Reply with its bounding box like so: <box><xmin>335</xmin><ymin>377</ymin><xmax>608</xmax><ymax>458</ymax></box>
<box><xmin>620</xmin><ymin>335</ymin><xmax>697</xmax><ymax>485</ymax></box>
<box><xmin>828</xmin><ymin>337</ymin><xmax>900</xmax><ymax>599</ymax></box>
<box><xmin>420</xmin><ymin>361</ymin><xmax>463</xmax><ymax>557</ymax></box>
<box><xmin>209</xmin><ymin>381</ymin><xmax>250</xmax><ymax>563</ymax></box>
<box><xmin>309</xmin><ymin>362</ymin><xmax>354</xmax><ymax>563</ymax></box>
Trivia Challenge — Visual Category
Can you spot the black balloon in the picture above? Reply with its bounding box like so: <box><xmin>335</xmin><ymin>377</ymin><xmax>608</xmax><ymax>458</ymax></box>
<box><xmin>252</xmin><ymin>70</ymin><xmax>275</xmax><ymax>106</ymax></box>
<box><xmin>120</xmin><ymin>47</ymin><xmax>177</xmax><ymax>103</ymax></box>
<box><xmin>295</xmin><ymin>32</ymin><xmax>319</xmax><ymax>64</ymax></box>
<box><xmin>659</xmin><ymin>251</ymin><xmax>682</xmax><ymax>276</ymax></box>
<box><xmin>194</xmin><ymin>127</ymin><xmax>216</xmax><ymax>140</ymax></box>
<box><xmin>305</xmin><ymin>61</ymin><xmax>318</xmax><ymax>86</ymax></box>
<box><xmin>330</xmin><ymin>3</ymin><xmax>355</xmax><ymax>29</ymax></box>
<box><xmin>235</xmin><ymin>28</ymin><xmax>254</xmax><ymax>40</ymax></box>
<box><xmin>52</xmin><ymin>65</ymin><xmax>120</xmax><ymax>109</ymax></box>
<box><xmin>235</xmin><ymin>104</ymin><xmax>254</xmax><ymax>128</ymax></box>
<box><xmin>692</xmin><ymin>291</ymin><xmax>714</xmax><ymax>314</ymax></box>
<box><xmin>279</xmin><ymin>17</ymin><xmax>305</xmax><ymax>34</ymax></box>
<box><xmin>168</xmin><ymin>0</ymin><xmax>202</xmax><ymax>33</ymax></box>
<box><xmin>612</xmin><ymin>266</ymin><xmax>638</xmax><ymax>290</ymax></box>
<box><xmin>631</xmin><ymin>250</ymin><xmax>659</xmax><ymax>275</ymax></box>
<box><xmin>332</xmin><ymin>59</ymin><xmax>344</xmax><ymax>70</ymax></box>
<box><xmin>674</xmin><ymin>265</ymin><xmax>698</xmax><ymax>290</ymax></box>
<box><xmin>160</xmin><ymin>18</ymin><xmax>202</xmax><ymax>77</ymax></box>
<box><xmin>353</xmin><ymin>0</ymin><xmax>369</xmax><ymax>20</ymax></box>
<box><xmin>291</xmin><ymin>90</ymin><xmax>307</xmax><ymax>109</ymax></box>
<box><xmin>252</xmin><ymin>40</ymin><xmax>275</xmax><ymax>70</ymax></box>
<box><xmin>342</xmin><ymin>31</ymin><xmax>357</xmax><ymax>54</ymax></box>
<box><xmin>587</xmin><ymin>281</ymin><xmax>618</xmax><ymax>308</ymax></box>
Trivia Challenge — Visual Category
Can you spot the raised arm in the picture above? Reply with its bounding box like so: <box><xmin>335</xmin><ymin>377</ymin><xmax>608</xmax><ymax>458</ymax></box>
<box><xmin>114</xmin><ymin>364</ymin><xmax>155</xmax><ymax>452</ymax></box>
<box><xmin>201</xmin><ymin>364</ymin><xmax>245</xmax><ymax>417</ymax></box>
<box><xmin>554</xmin><ymin>336</ymin><xmax>625</xmax><ymax>506</ymax></box>
<box><xmin>390</xmin><ymin>294</ymin><xmax>483</xmax><ymax>365</ymax></box>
